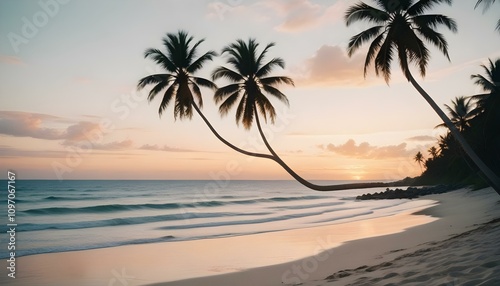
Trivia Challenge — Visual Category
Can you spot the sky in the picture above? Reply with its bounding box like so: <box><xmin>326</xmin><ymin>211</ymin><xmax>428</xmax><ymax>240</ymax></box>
<box><xmin>0</xmin><ymin>0</ymin><xmax>499</xmax><ymax>181</ymax></box>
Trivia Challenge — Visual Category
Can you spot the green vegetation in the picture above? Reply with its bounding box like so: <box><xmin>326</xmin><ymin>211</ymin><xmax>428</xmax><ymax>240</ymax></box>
<box><xmin>415</xmin><ymin>58</ymin><xmax>500</xmax><ymax>188</ymax></box>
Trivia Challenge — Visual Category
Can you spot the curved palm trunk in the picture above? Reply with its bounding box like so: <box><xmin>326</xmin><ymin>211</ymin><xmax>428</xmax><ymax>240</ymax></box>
<box><xmin>253</xmin><ymin>106</ymin><xmax>388</xmax><ymax>191</ymax></box>
<box><xmin>191</xmin><ymin>102</ymin><xmax>272</xmax><ymax>160</ymax></box>
<box><xmin>408</xmin><ymin>72</ymin><xmax>500</xmax><ymax>195</ymax></box>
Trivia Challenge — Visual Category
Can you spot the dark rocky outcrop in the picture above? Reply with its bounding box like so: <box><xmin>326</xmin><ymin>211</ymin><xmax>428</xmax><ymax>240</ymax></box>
<box><xmin>356</xmin><ymin>184</ymin><xmax>464</xmax><ymax>200</ymax></box>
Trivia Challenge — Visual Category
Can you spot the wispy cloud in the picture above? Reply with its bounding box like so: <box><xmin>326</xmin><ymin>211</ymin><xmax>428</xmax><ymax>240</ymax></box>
<box><xmin>319</xmin><ymin>139</ymin><xmax>418</xmax><ymax>159</ymax></box>
<box><xmin>0</xmin><ymin>111</ymin><xmax>126</xmax><ymax>150</ymax></box>
<box><xmin>206</xmin><ymin>0</ymin><xmax>346</xmax><ymax>33</ymax></box>
<box><xmin>407</xmin><ymin>135</ymin><xmax>437</xmax><ymax>142</ymax></box>
<box><xmin>0</xmin><ymin>55</ymin><xmax>24</xmax><ymax>65</ymax></box>
<box><xmin>0</xmin><ymin>111</ymin><xmax>66</xmax><ymax>140</ymax></box>
<box><xmin>139</xmin><ymin>144</ymin><xmax>196</xmax><ymax>153</ymax></box>
<box><xmin>293</xmin><ymin>45</ymin><xmax>379</xmax><ymax>87</ymax></box>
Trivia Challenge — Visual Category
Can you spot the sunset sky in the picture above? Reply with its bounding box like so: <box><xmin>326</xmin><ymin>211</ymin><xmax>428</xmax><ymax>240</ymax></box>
<box><xmin>1</xmin><ymin>0</ymin><xmax>499</xmax><ymax>181</ymax></box>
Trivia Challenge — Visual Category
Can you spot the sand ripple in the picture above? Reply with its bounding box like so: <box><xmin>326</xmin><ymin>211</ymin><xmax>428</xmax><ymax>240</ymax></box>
<box><xmin>325</xmin><ymin>218</ymin><xmax>500</xmax><ymax>285</ymax></box>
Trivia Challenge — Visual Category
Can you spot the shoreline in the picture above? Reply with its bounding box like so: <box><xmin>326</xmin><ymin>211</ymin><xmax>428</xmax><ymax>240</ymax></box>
<box><xmin>154</xmin><ymin>187</ymin><xmax>500</xmax><ymax>286</ymax></box>
<box><xmin>2</xmin><ymin>187</ymin><xmax>499</xmax><ymax>285</ymax></box>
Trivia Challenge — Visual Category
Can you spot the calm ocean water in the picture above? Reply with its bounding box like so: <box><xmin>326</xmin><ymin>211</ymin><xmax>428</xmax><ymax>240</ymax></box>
<box><xmin>0</xmin><ymin>180</ymin><xmax>433</xmax><ymax>258</ymax></box>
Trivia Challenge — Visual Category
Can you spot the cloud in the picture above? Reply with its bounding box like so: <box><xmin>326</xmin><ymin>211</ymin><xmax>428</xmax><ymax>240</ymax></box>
<box><xmin>294</xmin><ymin>45</ymin><xmax>376</xmax><ymax>86</ymax></box>
<box><xmin>0</xmin><ymin>111</ymin><xmax>110</xmax><ymax>142</ymax></box>
<box><xmin>319</xmin><ymin>139</ymin><xmax>416</xmax><ymax>159</ymax></box>
<box><xmin>63</xmin><ymin>139</ymin><xmax>134</xmax><ymax>151</ymax></box>
<box><xmin>407</xmin><ymin>135</ymin><xmax>437</xmax><ymax>142</ymax></box>
<box><xmin>139</xmin><ymin>144</ymin><xmax>195</xmax><ymax>152</ymax></box>
<box><xmin>0</xmin><ymin>55</ymin><xmax>24</xmax><ymax>65</ymax></box>
<box><xmin>271</xmin><ymin>0</ymin><xmax>347</xmax><ymax>33</ymax></box>
<box><xmin>0</xmin><ymin>111</ymin><xmax>66</xmax><ymax>140</ymax></box>
<box><xmin>206</xmin><ymin>0</ymin><xmax>346</xmax><ymax>32</ymax></box>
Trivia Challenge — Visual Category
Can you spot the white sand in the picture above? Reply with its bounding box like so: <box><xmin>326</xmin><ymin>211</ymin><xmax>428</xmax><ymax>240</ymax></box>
<box><xmin>2</xmin><ymin>187</ymin><xmax>499</xmax><ymax>286</ymax></box>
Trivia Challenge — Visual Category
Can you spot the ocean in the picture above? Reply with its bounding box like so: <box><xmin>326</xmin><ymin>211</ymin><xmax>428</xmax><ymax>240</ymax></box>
<box><xmin>0</xmin><ymin>180</ymin><xmax>434</xmax><ymax>259</ymax></box>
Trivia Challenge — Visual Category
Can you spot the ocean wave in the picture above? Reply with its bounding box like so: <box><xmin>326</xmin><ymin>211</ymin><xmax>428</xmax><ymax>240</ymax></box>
<box><xmin>22</xmin><ymin>195</ymin><xmax>332</xmax><ymax>215</ymax></box>
<box><xmin>2</xmin><ymin>235</ymin><xmax>176</xmax><ymax>259</ymax></box>
<box><xmin>13</xmin><ymin>211</ymin><xmax>272</xmax><ymax>232</ymax></box>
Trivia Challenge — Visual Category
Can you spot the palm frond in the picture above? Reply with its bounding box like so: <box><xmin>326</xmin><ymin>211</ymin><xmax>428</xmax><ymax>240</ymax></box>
<box><xmin>262</xmin><ymin>84</ymin><xmax>290</xmax><ymax>106</ymax></box>
<box><xmin>256</xmin><ymin>42</ymin><xmax>276</xmax><ymax>67</ymax></box>
<box><xmin>235</xmin><ymin>93</ymin><xmax>246</xmax><ymax>126</ymax></box>
<box><xmin>475</xmin><ymin>0</ymin><xmax>496</xmax><ymax>11</ymax></box>
<box><xmin>363</xmin><ymin>32</ymin><xmax>386</xmax><ymax>76</ymax></box>
<box><xmin>144</xmin><ymin>48</ymin><xmax>177</xmax><ymax>72</ymax></box>
<box><xmin>212</xmin><ymin>66</ymin><xmax>244</xmax><ymax>82</ymax></box>
<box><xmin>374</xmin><ymin>36</ymin><xmax>394</xmax><ymax>82</ymax></box>
<box><xmin>147</xmin><ymin>80</ymin><xmax>170</xmax><ymax>102</ymax></box>
<box><xmin>187</xmin><ymin>51</ymin><xmax>217</xmax><ymax>73</ymax></box>
<box><xmin>412</xmin><ymin>14</ymin><xmax>458</xmax><ymax>33</ymax></box>
<box><xmin>255</xmin><ymin>94</ymin><xmax>277</xmax><ymax>124</ymax></box>
<box><xmin>218</xmin><ymin>91</ymin><xmax>241</xmax><ymax>116</ymax></box>
<box><xmin>186</xmin><ymin>38</ymin><xmax>204</xmax><ymax>64</ymax></box>
<box><xmin>191</xmin><ymin>77</ymin><xmax>217</xmax><ymax>90</ymax></box>
<box><xmin>137</xmin><ymin>74</ymin><xmax>174</xmax><ymax>90</ymax></box>
<box><xmin>242</xmin><ymin>93</ymin><xmax>254</xmax><ymax>130</ymax></box>
<box><xmin>260</xmin><ymin>76</ymin><xmax>295</xmax><ymax>87</ymax></box>
<box><xmin>256</xmin><ymin>57</ymin><xmax>285</xmax><ymax>78</ymax></box>
<box><xmin>407</xmin><ymin>0</ymin><xmax>453</xmax><ymax>16</ymax></box>
<box><xmin>214</xmin><ymin>84</ymin><xmax>241</xmax><ymax>103</ymax></box>
<box><xmin>345</xmin><ymin>2</ymin><xmax>389</xmax><ymax>26</ymax></box>
<box><xmin>158</xmin><ymin>84</ymin><xmax>177</xmax><ymax>116</ymax></box>
<box><xmin>415</xmin><ymin>26</ymin><xmax>450</xmax><ymax>60</ymax></box>
<box><xmin>190</xmin><ymin>83</ymin><xmax>203</xmax><ymax>108</ymax></box>
<box><xmin>347</xmin><ymin>26</ymin><xmax>384</xmax><ymax>57</ymax></box>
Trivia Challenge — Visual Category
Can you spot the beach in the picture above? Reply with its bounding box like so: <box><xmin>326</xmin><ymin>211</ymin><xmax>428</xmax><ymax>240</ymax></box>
<box><xmin>2</xmin><ymin>186</ymin><xmax>499</xmax><ymax>285</ymax></box>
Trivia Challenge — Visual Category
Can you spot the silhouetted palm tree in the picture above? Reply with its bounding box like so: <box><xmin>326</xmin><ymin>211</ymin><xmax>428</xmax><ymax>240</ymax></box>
<box><xmin>435</xmin><ymin>96</ymin><xmax>476</xmax><ymax>132</ymax></box>
<box><xmin>213</xmin><ymin>39</ymin><xmax>384</xmax><ymax>191</ymax></box>
<box><xmin>471</xmin><ymin>58</ymin><xmax>500</xmax><ymax>112</ymax></box>
<box><xmin>345</xmin><ymin>0</ymin><xmax>500</xmax><ymax>194</ymax></box>
<box><xmin>475</xmin><ymin>0</ymin><xmax>500</xmax><ymax>31</ymax></box>
<box><xmin>414</xmin><ymin>151</ymin><xmax>424</xmax><ymax>173</ymax></box>
<box><xmin>137</xmin><ymin>31</ymin><xmax>272</xmax><ymax>161</ymax></box>
<box><xmin>428</xmin><ymin>146</ymin><xmax>439</xmax><ymax>158</ymax></box>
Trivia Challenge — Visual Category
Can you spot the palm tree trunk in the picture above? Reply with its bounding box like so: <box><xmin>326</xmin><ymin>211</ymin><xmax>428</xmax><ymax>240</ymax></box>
<box><xmin>191</xmin><ymin>102</ymin><xmax>273</xmax><ymax>160</ymax></box>
<box><xmin>252</xmin><ymin>106</ymin><xmax>388</xmax><ymax>191</ymax></box>
<box><xmin>408</xmin><ymin>71</ymin><xmax>500</xmax><ymax>195</ymax></box>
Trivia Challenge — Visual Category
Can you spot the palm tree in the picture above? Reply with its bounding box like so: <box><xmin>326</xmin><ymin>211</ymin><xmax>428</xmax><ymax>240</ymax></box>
<box><xmin>474</xmin><ymin>0</ymin><xmax>500</xmax><ymax>31</ymax></box>
<box><xmin>471</xmin><ymin>58</ymin><xmax>500</xmax><ymax>112</ymax></box>
<box><xmin>345</xmin><ymin>0</ymin><xmax>500</xmax><ymax>194</ymax></box>
<box><xmin>212</xmin><ymin>39</ymin><xmax>386</xmax><ymax>191</ymax></box>
<box><xmin>428</xmin><ymin>146</ymin><xmax>439</xmax><ymax>158</ymax></box>
<box><xmin>137</xmin><ymin>30</ymin><xmax>273</xmax><ymax>161</ymax></box>
<box><xmin>435</xmin><ymin>96</ymin><xmax>476</xmax><ymax>132</ymax></box>
<box><xmin>414</xmin><ymin>151</ymin><xmax>424</xmax><ymax>173</ymax></box>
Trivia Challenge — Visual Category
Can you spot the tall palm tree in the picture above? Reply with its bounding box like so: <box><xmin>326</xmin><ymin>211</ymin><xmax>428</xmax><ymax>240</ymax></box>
<box><xmin>137</xmin><ymin>30</ymin><xmax>272</xmax><ymax>161</ymax></box>
<box><xmin>435</xmin><ymin>96</ymin><xmax>476</xmax><ymax>132</ymax></box>
<box><xmin>414</xmin><ymin>151</ymin><xmax>424</xmax><ymax>173</ymax></box>
<box><xmin>345</xmin><ymin>0</ymin><xmax>500</xmax><ymax>194</ymax></box>
<box><xmin>212</xmin><ymin>39</ymin><xmax>386</xmax><ymax>191</ymax></box>
<box><xmin>475</xmin><ymin>0</ymin><xmax>500</xmax><ymax>31</ymax></box>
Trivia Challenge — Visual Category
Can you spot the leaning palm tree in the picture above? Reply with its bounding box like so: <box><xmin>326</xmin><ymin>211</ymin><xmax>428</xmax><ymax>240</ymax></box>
<box><xmin>345</xmin><ymin>0</ymin><xmax>500</xmax><ymax>194</ymax></box>
<box><xmin>414</xmin><ymin>151</ymin><xmax>424</xmax><ymax>173</ymax></box>
<box><xmin>435</xmin><ymin>96</ymin><xmax>476</xmax><ymax>132</ymax></box>
<box><xmin>474</xmin><ymin>0</ymin><xmax>500</xmax><ymax>31</ymax></box>
<box><xmin>137</xmin><ymin>30</ymin><xmax>272</xmax><ymax>161</ymax></box>
<box><xmin>212</xmin><ymin>39</ymin><xmax>386</xmax><ymax>191</ymax></box>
